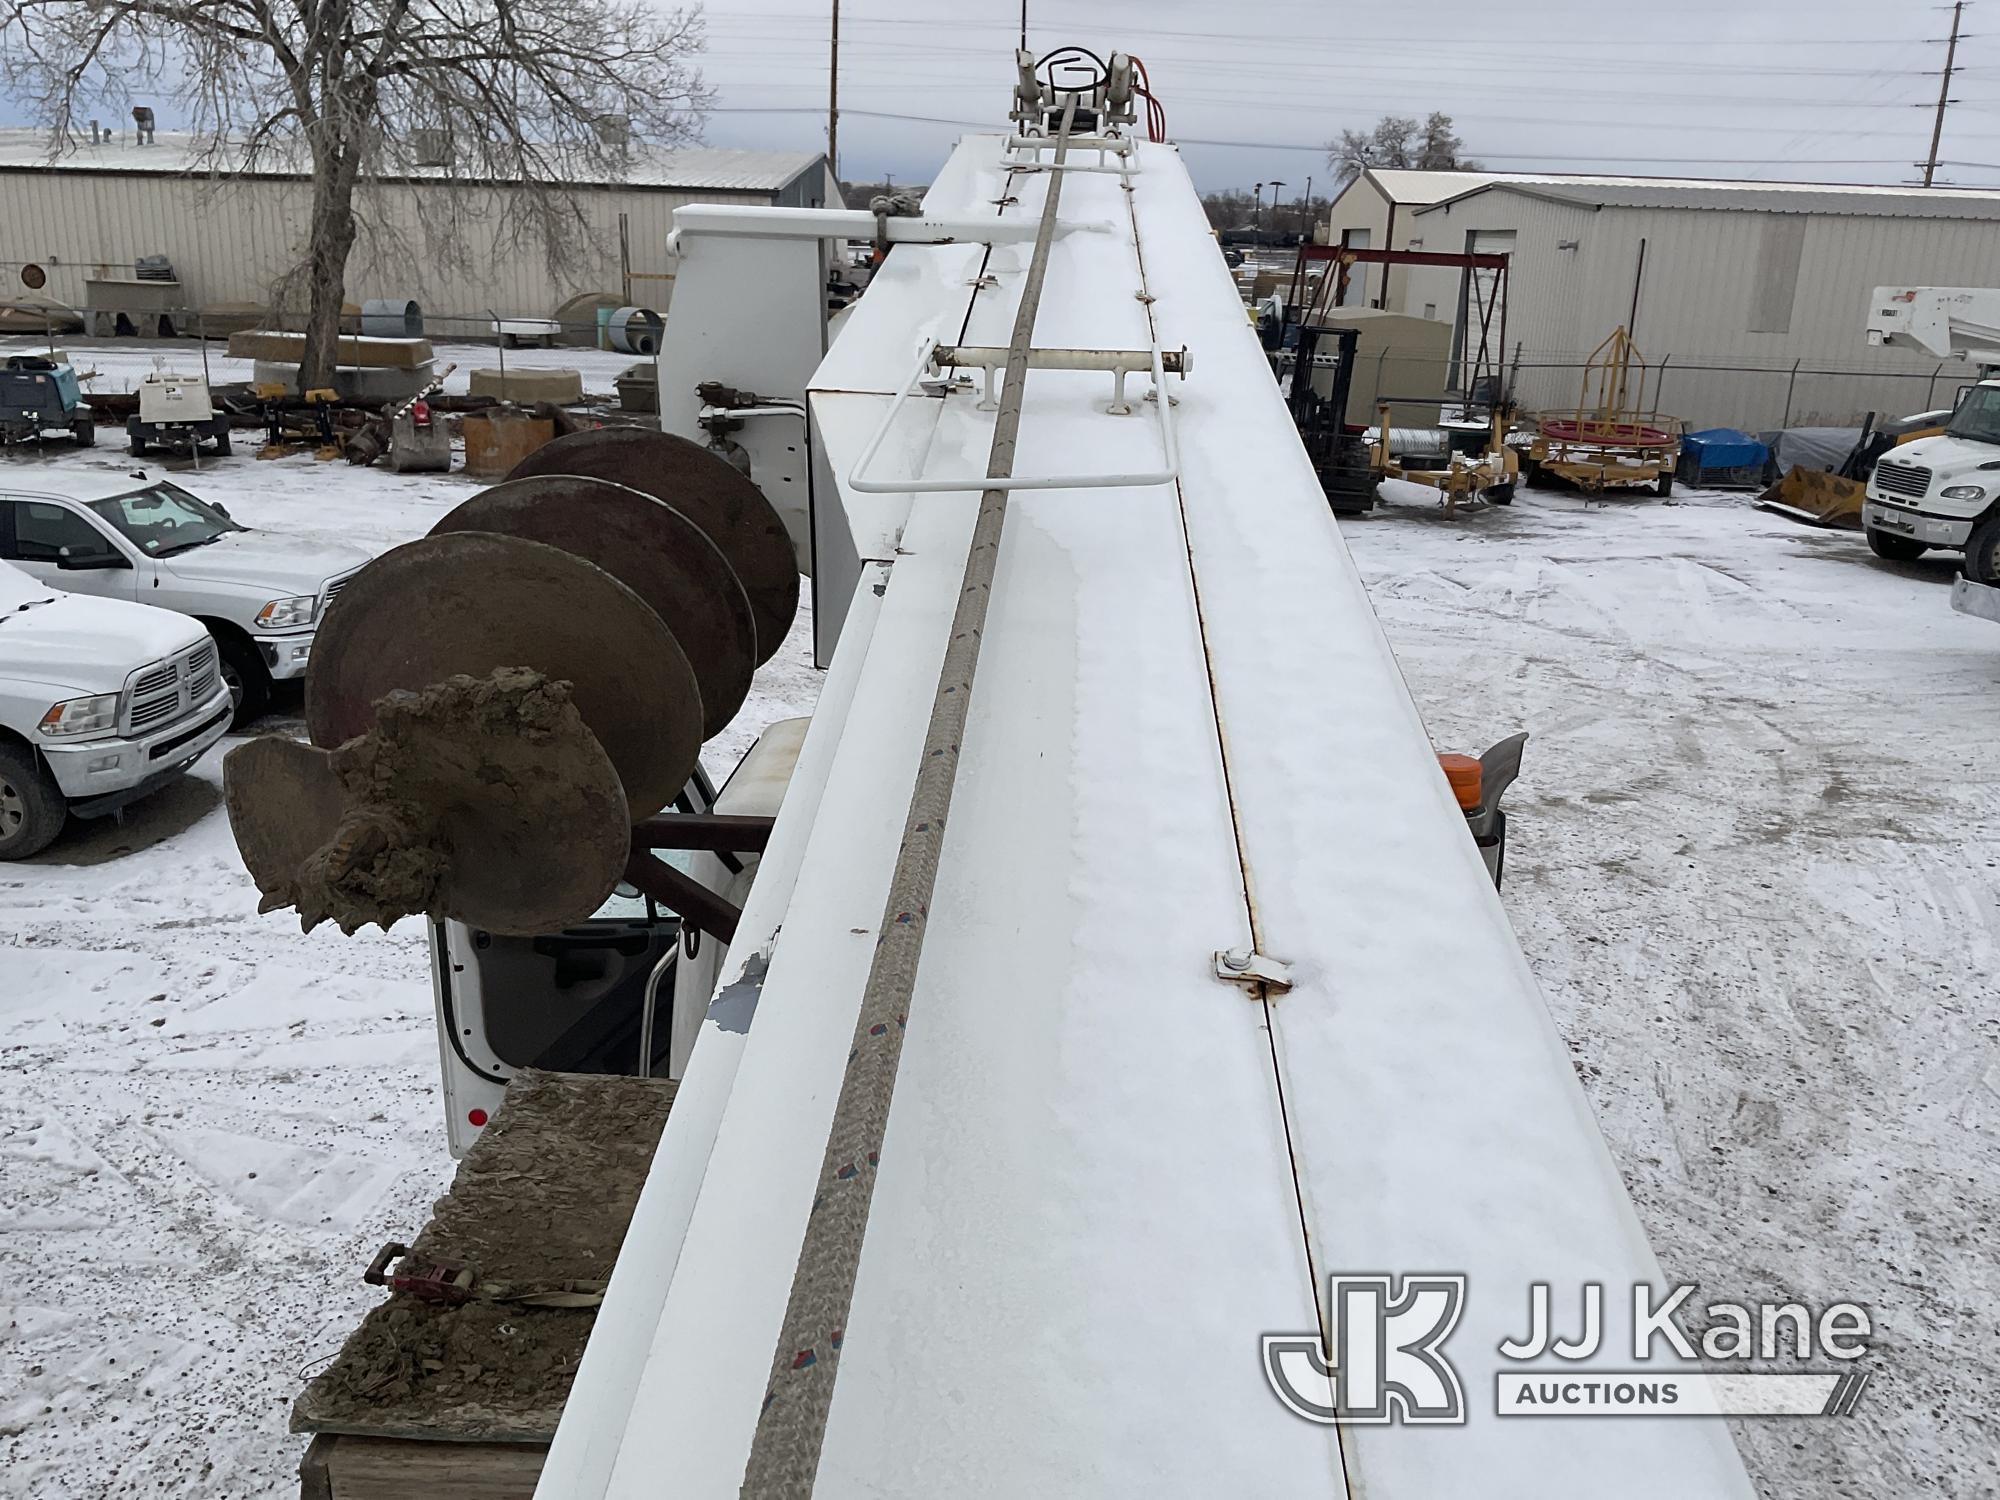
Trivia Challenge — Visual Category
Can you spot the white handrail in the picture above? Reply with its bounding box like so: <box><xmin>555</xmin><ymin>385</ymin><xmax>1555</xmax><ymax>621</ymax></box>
<box><xmin>846</xmin><ymin>336</ymin><xmax>1183</xmax><ymax>495</ymax></box>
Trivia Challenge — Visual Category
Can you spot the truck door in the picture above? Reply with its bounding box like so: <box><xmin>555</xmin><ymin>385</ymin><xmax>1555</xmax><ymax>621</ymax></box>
<box><xmin>0</xmin><ymin>499</ymin><xmax>139</xmax><ymax>602</ymax></box>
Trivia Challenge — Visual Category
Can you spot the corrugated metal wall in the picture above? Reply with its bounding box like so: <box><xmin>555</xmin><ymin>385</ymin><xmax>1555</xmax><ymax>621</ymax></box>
<box><xmin>1402</xmin><ymin>190</ymin><xmax>1992</xmax><ymax>429</ymax></box>
<box><xmin>0</xmin><ymin>169</ymin><xmax>779</xmax><ymax>332</ymax></box>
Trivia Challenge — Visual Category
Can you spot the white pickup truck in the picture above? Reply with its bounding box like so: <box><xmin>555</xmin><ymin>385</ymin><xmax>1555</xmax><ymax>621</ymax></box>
<box><xmin>0</xmin><ymin>559</ymin><xmax>233</xmax><ymax>858</ymax></box>
<box><xmin>0</xmin><ymin>478</ymin><xmax>372</xmax><ymax>722</ymax></box>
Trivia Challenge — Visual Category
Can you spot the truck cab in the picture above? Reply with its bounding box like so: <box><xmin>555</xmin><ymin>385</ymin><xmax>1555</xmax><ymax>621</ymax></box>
<box><xmin>1863</xmin><ymin>378</ymin><xmax>2000</xmax><ymax>576</ymax></box>
<box><xmin>0</xmin><ymin>478</ymin><xmax>372</xmax><ymax>721</ymax></box>
<box><xmin>0</xmin><ymin>559</ymin><xmax>232</xmax><ymax>858</ymax></box>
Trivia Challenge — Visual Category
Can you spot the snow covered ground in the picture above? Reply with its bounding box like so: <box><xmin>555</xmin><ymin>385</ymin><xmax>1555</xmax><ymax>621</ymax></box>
<box><xmin>0</xmin><ymin>426</ymin><xmax>1993</xmax><ymax>1497</ymax></box>
<box><xmin>1352</xmin><ymin>480</ymin><xmax>1998</xmax><ymax>1497</ymax></box>
<box><xmin>0</xmin><ymin>432</ymin><xmax>815</xmax><ymax>1498</ymax></box>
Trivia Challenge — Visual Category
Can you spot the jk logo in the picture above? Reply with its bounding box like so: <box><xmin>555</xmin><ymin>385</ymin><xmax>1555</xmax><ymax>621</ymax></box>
<box><xmin>1264</xmin><ymin>1275</ymin><xmax>1467</xmax><ymax>1425</ymax></box>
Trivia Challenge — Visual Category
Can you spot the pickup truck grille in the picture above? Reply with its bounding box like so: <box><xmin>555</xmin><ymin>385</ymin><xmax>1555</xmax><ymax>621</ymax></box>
<box><xmin>319</xmin><ymin>572</ymin><xmax>357</xmax><ymax>617</ymax></box>
<box><xmin>125</xmin><ymin>639</ymin><xmax>221</xmax><ymax>735</ymax></box>
<box><xmin>1873</xmin><ymin>460</ymin><xmax>1933</xmax><ymax>500</ymax></box>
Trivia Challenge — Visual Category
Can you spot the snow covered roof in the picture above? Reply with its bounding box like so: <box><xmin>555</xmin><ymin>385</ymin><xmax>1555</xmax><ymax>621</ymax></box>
<box><xmin>1377</xmin><ymin>167</ymin><xmax>2000</xmax><ymax>221</ymax></box>
<box><xmin>1357</xmin><ymin>167</ymin><xmax>1531</xmax><ymax>205</ymax></box>
<box><xmin>0</xmin><ymin>128</ymin><xmax>823</xmax><ymax>195</ymax></box>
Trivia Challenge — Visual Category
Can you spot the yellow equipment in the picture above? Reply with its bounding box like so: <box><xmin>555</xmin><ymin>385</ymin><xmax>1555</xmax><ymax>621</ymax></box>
<box><xmin>1372</xmin><ymin>401</ymin><xmax>1520</xmax><ymax>514</ymax></box>
<box><xmin>1526</xmin><ymin>327</ymin><xmax>1683</xmax><ymax>496</ymax></box>
<box><xmin>1755</xmin><ymin>416</ymin><xmax>1950</xmax><ymax>528</ymax></box>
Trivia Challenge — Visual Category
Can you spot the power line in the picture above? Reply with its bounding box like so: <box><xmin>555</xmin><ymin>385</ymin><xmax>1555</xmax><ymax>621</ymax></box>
<box><xmin>703</xmin><ymin>107</ymin><xmax>1957</xmax><ymax>170</ymax></box>
<box><xmin>706</xmin><ymin>10</ymin><xmax>1910</xmax><ymax>50</ymax></box>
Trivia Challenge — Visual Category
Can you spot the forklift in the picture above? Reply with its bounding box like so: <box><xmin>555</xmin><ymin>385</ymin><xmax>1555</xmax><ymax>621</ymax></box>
<box><xmin>1275</xmin><ymin>322</ymin><xmax>1377</xmax><ymax>514</ymax></box>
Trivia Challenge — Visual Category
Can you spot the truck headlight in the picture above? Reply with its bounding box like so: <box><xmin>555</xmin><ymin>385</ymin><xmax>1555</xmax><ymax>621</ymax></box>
<box><xmin>255</xmin><ymin>595</ymin><xmax>317</xmax><ymax>628</ymax></box>
<box><xmin>38</xmin><ymin>694</ymin><xmax>120</xmax><ymax>737</ymax></box>
<box><xmin>1941</xmin><ymin>484</ymin><xmax>1987</xmax><ymax>500</ymax></box>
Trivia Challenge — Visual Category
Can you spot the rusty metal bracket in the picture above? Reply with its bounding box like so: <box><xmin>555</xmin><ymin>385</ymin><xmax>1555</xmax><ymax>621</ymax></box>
<box><xmin>631</xmin><ymin>813</ymin><xmax>776</xmax><ymax>854</ymax></box>
<box><xmin>624</xmin><ymin>849</ymin><xmax>744</xmax><ymax>945</ymax></box>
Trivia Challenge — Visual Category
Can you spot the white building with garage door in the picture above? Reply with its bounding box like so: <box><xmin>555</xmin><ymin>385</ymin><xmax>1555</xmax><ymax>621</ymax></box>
<box><xmin>1319</xmin><ymin>167</ymin><xmax>2000</xmax><ymax>431</ymax></box>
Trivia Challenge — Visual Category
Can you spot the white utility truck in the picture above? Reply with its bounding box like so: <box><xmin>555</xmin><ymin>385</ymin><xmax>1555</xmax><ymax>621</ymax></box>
<box><xmin>235</xmin><ymin>46</ymin><xmax>1757</xmax><ymax>1498</ymax></box>
<box><xmin>0</xmin><ymin>478</ymin><xmax>370</xmax><ymax>720</ymax></box>
<box><xmin>529</xmin><ymin>50</ymin><xmax>1756</xmax><ymax>1500</ymax></box>
<box><xmin>0</xmin><ymin>558</ymin><xmax>232</xmax><ymax>857</ymax></box>
<box><xmin>1863</xmin><ymin>286</ymin><xmax>2000</xmax><ymax>579</ymax></box>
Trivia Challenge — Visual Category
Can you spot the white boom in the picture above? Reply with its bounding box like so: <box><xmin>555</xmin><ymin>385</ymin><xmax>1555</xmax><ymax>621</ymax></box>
<box><xmin>536</xmin><ymin>55</ymin><xmax>1760</xmax><ymax>1500</ymax></box>
<box><xmin>1867</xmin><ymin>285</ymin><xmax>2000</xmax><ymax>370</ymax></box>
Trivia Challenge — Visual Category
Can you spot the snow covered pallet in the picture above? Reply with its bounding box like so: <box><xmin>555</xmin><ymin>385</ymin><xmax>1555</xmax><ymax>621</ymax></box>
<box><xmin>293</xmin><ymin>1070</ymin><xmax>674</xmax><ymax>1500</ymax></box>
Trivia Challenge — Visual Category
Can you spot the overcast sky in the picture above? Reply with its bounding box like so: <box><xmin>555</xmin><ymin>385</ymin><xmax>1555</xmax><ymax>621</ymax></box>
<box><xmin>1</xmin><ymin>0</ymin><xmax>1989</xmax><ymax>199</ymax></box>
<box><xmin>696</xmin><ymin>0</ymin><xmax>1998</xmax><ymax>196</ymax></box>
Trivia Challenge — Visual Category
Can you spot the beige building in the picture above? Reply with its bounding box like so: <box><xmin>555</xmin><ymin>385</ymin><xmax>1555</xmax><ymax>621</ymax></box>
<box><xmin>1318</xmin><ymin>167</ymin><xmax>2000</xmax><ymax>430</ymax></box>
<box><xmin>0</xmin><ymin>129</ymin><xmax>836</xmax><ymax>338</ymax></box>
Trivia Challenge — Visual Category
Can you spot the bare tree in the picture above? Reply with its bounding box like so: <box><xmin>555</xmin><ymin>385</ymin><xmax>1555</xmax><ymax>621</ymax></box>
<box><xmin>1417</xmin><ymin>112</ymin><xmax>1479</xmax><ymax>172</ymax></box>
<box><xmin>1329</xmin><ymin>111</ymin><xmax>1478</xmax><ymax>183</ymax></box>
<box><xmin>1</xmin><ymin>0</ymin><xmax>711</xmax><ymax>386</ymax></box>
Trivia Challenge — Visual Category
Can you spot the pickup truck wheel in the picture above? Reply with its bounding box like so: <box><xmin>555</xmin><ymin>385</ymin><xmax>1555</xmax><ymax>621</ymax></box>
<box><xmin>0</xmin><ymin>744</ymin><xmax>66</xmax><ymax>860</ymax></box>
<box><xmin>215</xmin><ymin>634</ymin><xmax>270</xmax><ymax>726</ymax></box>
<box><xmin>72</xmin><ymin>419</ymin><xmax>94</xmax><ymax>448</ymax></box>
<box><xmin>1966</xmin><ymin>515</ymin><xmax>2000</xmax><ymax>585</ymax></box>
<box><xmin>1866</xmin><ymin>527</ymin><xmax>1928</xmax><ymax>562</ymax></box>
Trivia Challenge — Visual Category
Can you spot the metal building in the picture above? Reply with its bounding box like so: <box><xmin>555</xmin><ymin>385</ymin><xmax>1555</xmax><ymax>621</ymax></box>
<box><xmin>0</xmin><ymin>129</ymin><xmax>836</xmax><ymax>337</ymax></box>
<box><xmin>1321</xmin><ymin>167</ymin><xmax>2000</xmax><ymax>430</ymax></box>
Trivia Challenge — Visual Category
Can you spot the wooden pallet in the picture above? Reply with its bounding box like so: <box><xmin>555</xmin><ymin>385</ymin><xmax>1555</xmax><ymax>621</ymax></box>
<box><xmin>299</xmin><ymin>1433</ymin><xmax>549</xmax><ymax>1500</ymax></box>
<box><xmin>293</xmin><ymin>1070</ymin><xmax>675</xmax><ymax>1500</ymax></box>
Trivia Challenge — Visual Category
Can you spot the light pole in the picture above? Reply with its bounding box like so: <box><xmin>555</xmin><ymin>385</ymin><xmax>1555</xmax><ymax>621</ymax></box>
<box><xmin>1268</xmin><ymin>180</ymin><xmax>1286</xmax><ymax>238</ymax></box>
<box><xmin>1253</xmin><ymin>182</ymin><xmax>1263</xmax><ymax>228</ymax></box>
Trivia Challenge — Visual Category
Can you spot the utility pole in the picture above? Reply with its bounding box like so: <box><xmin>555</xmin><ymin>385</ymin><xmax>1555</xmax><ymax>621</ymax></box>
<box><xmin>1923</xmin><ymin>0</ymin><xmax>1968</xmax><ymax>188</ymax></box>
<box><xmin>1269</xmin><ymin>179</ymin><xmax>1286</xmax><ymax>235</ymax></box>
<box><xmin>1253</xmin><ymin>182</ymin><xmax>1263</xmax><ymax>228</ymax></box>
<box><xmin>1019</xmin><ymin>0</ymin><xmax>1027</xmax><ymax>50</ymax></box>
<box><xmin>828</xmin><ymin>0</ymin><xmax>841</xmax><ymax>187</ymax></box>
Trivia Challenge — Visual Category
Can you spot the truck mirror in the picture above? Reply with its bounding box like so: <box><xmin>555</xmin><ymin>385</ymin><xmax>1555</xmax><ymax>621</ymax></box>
<box><xmin>56</xmin><ymin>547</ymin><xmax>130</xmax><ymax>571</ymax></box>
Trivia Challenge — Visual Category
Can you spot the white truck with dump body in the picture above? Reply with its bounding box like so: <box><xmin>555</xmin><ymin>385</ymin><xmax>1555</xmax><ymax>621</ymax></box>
<box><xmin>0</xmin><ymin>477</ymin><xmax>371</xmax><ymax>720</ymax></box>
<box><xmin>0</xmin><ymin>558</ymin><xmax>232</xmax><ymax>857</ymax></box>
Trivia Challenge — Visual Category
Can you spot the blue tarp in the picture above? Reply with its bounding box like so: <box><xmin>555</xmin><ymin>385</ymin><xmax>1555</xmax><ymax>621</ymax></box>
<box><xmin>1682</xmin><ymin>428</ymin><xmax>1769</xmax><ymax>470</ymax></box>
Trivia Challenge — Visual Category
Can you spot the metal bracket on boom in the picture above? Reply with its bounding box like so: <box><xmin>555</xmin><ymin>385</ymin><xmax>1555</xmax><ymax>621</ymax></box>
<box><xmin>847</xmin><ymin>334</ymin><xmax>1187</xmax><ymax>494</ymax></box>
<box><xmin>932</xmin><ymin>342</ymin><xmax>1191</xmax><ymax>415</ymax></box>
<box><xmin>1214</xmin><ymin>947</ymin><xmax>1294</xmax><ymax>996</ymax></box>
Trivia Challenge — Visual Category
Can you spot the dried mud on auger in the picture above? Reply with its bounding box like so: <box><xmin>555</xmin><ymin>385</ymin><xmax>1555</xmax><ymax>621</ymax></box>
<box><xmin>222</xmin><ymin>428</ymin><xmax>799</xmax><ymax>936</ymax></box>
